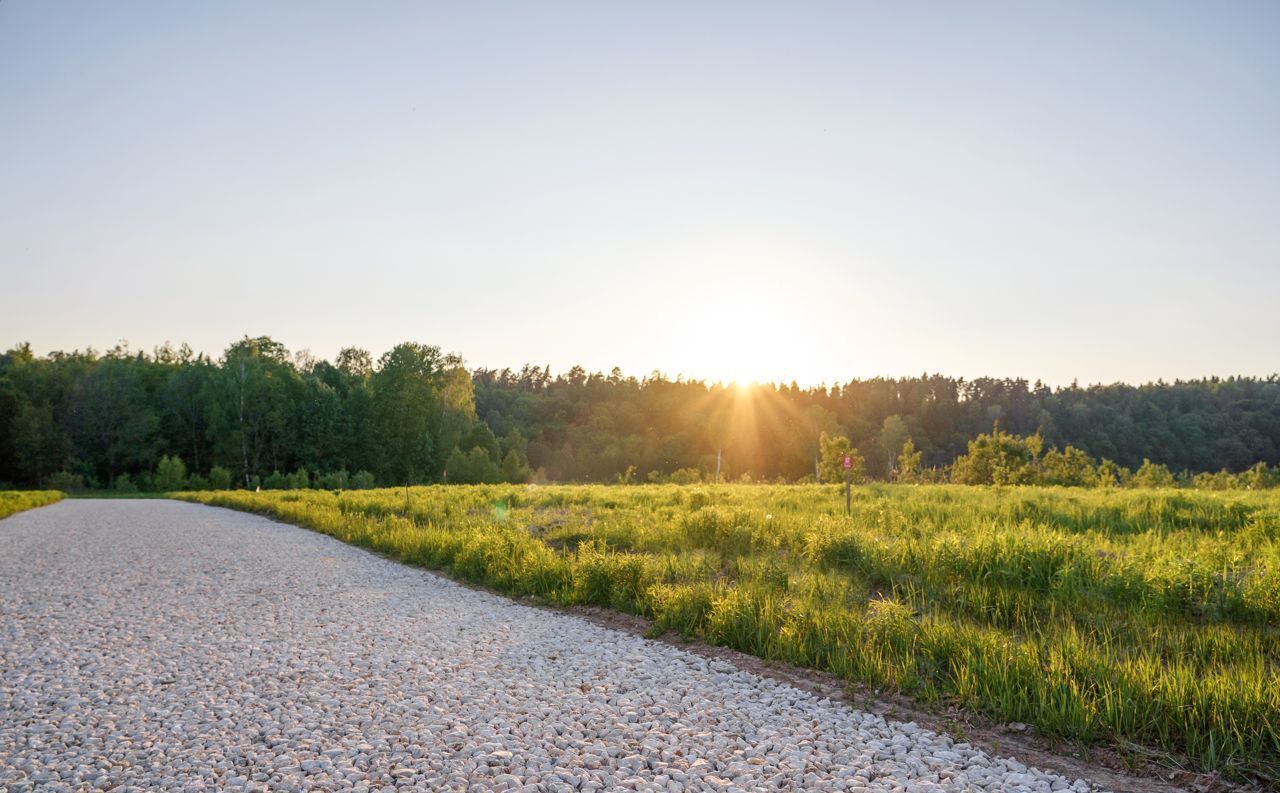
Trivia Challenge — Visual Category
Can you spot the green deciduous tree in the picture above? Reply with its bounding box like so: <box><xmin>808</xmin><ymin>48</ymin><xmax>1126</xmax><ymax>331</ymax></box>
<box><xmin>895</xmin><ymin>438</ymin><xmax>923</xmax><ymax>483</ymax></box>
<box><xmin>818</xmin><ymin>432</ymin><xmax>864</xmax><ymax>483</ymax></box>
<box><xmin>8</xmin><ymin>400</ymin><xmax>66</xmax><ymax>485</ymax></box>
<box><xmin>208</xmin><ymin>337</ymin><xmax>300</xmax><ymax>487</ymax></box>
<box><xmin>446</xmin><ymin>446</ymin><xmax>502</xmax><ymax>484</ymax></box>
<box><xmin>371</xmin><ymin>343</ymin><xmax>450</xmax><ymax>484</ymax></box>
<box><xmin>68</xmin><ymin>357</ymin><xmax>158</xmax><ymax>483</ymax></box>
<box><xmin>876</xmin><ymin>415</ymin><xmax>911</xmax><ymax>479</ymax></box>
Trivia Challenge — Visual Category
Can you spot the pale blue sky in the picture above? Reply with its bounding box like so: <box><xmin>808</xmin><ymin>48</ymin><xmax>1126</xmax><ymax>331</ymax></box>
<box><xmin>2</xmin><ymin>2</ymin><xmax>1277</xmax><ymax>385</ymax></box>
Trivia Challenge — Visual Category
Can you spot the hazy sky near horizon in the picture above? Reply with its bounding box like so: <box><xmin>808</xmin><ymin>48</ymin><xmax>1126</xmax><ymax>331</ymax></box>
<box><xmin>2</xmin><ymin>2</ymin><xmax>1277</xmax><ymax>386</ymax></box>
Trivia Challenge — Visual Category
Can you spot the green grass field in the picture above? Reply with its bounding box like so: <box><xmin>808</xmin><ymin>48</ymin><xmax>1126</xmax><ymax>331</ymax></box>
<box><xmin>0</xmin><ymin>490</ymin><xmax>63</xmax><ymax>519</ymax></box>
<box><xmin>175</xmin><ymin>483</ymin><xmax>1280</xmax><ymax>782</ymax></box>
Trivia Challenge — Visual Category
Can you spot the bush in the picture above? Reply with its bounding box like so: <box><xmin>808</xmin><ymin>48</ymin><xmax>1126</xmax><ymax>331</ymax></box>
<box><xmin>894</xmin><ymin>439</ymin><xmax>923</xmax><ymax>483</ymax></box>
<box><xmin>317</xmin><ymin>470</ymin><xmax>350</xmax><ymax>490</ymax></box>
<box><xmin>46</xmin><ymin>471</ymin><xmax>85</xmax><ymax>491</ymax></box>
<box><xmin>186</xmin><ymin>474</ymin><xmax>209</xmax><ymax>491</ymax></box>
<box><xmin>263</xmin><ymin>470</ymin><xmax>289</xmax><ymax>490</ymax></box>
<box><xmin>1132</xmin><ymin>459</ymin><xmax>1176</xmax><ymax>488</ymax></box>
<box><xmin>288</xmin><ymin>467</ymin><xmax>311</xmax><ymax>489</ymax></box>
<box><xmin>951</xmin><ymin>426</ymin><xmax>1042</xmax><ymax>485</ymax></box>
<box><xmin>350</xmin><ymin>470</ymin><xmax>376</xmax><ymax>489</ymax></box>
<box><xmin>1039</xmin><ymin>445</ymin><xmax>1098</xmax><ymax>487</ymax></box>
<box><xmin>1095</xmin><ymin>459</ymin><xmax>1127</xmax><ymax>487</ymax></box>
<box><xmin>208</xmin><ymin>465</ymin><xmax>233</xmax><ymax>490</ymax></box>
<box><xmin>669</xmin><ymin>467</ymin><xmax>702</xmax><ymax>485</ymax></box>
<box><xmin>155</xmin><ymin>455</ymin><xmax>188</xmax><ymax>491</ymax></box>
<box><xmin>818</xmin><ymin>432</ymin><xmax>865</xmax><ymax>483</ymax></box>
<box><xmin>1192</xmin><ymin>470</ymin><xmax>1236</xmax><ymax>490</ymax></box>
<box><xmin>113</xmin><ymin>473</ymin><xmax>138</xmax><ymax>493</ymax></box>
<box><xmin>1238</xmin><ymin>462</ymin><xmax>1276</xmax><ymax>490</ymax></box>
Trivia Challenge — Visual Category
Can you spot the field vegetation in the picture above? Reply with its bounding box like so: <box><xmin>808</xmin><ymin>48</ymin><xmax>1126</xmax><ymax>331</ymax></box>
<box><xmin>0</xmin><ymin>489</ymin><xmax>63</xmax><ymax>519</ymax></box>
<box><xmin>177</xmin><ymin>483</ymin><xmax>1280</xmax><ymax>783</ymax></box>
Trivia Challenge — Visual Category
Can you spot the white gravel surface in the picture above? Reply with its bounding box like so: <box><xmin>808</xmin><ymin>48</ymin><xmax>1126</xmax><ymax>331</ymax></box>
<box><xmin>0</xmin><ymin>499</ymin><xmax>1103</xmax><ymax>792</ymax></box>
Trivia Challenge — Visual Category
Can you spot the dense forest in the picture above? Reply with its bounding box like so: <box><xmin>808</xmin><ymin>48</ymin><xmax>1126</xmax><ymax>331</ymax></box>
<box><xmin>1</xmin><ymin>337</ymin><xmax>1277</xmax><ymax>489</ymax></box>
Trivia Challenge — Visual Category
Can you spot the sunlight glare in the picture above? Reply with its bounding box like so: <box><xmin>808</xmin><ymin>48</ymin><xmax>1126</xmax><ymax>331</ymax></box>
<box><xmin>663</xmin><ymin>285</ymin><xmax>830</xmax><ymax>386</ymax></box>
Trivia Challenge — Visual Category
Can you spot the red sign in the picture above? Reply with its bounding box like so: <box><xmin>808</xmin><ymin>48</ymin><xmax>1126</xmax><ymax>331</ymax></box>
<box><xmin>842</xmin><ymin>454</ymin><xmax>853</xmax><ymax>470</ymax></box>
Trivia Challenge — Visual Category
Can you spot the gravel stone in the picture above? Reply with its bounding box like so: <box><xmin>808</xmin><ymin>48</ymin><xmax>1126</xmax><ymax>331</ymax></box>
<box><xmin>1</xmin><ymin>499</ymin><xmax>1105</xmax><ymax>791</ymax></box>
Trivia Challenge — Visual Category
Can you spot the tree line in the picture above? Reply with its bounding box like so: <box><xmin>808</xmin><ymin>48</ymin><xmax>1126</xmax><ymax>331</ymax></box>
<box><xmin>1</xmin><ymin>336</ymin><xmax>1277</xmax><ymax>490</ymax></box>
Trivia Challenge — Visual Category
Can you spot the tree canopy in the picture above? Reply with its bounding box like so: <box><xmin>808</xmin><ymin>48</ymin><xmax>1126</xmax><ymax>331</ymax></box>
<box><xmin>1</xmin><ymin>337</ymin><xmax>1278</xmax><ymax>489</ymax></box>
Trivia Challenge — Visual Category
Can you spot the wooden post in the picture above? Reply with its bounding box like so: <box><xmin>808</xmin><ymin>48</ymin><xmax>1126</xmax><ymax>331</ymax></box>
<box><xmin>841</xmin><ymin>452</ymin><xmax>853</xmax><ymax>515</ymax></box>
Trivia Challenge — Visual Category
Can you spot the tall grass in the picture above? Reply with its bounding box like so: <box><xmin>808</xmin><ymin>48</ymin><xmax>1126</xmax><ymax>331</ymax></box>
<box><xmin>176</xmin><ymin>483</ymin><xmax>1280</xmax><ymax>783</ymax></box>
<box><xmin>0</xmin><ymin>490</ymin><xmax>64</xmax><ymax>519</ymax></box>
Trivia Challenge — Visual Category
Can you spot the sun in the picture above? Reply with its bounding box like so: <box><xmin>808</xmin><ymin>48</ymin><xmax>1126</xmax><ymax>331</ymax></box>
<box><xmin>662</xmin><ymin>285</ymin><xmax>829</xmax><ymax>386</ymax></box>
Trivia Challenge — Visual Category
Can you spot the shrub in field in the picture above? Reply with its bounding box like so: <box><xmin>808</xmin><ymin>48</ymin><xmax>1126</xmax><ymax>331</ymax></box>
<box><xmin>350</xmin><ymin>470</ymin><xmax>376</xmax><ymax>489</ymax></box>
<box><xmin>288</xmin><ymin>467</ymin><xmax>311</xmax><ymax>489</ymax></box>
<box><xmin>951</xmin><ymin>426</ymin><xmax>1043</xmax><ymax>485</ymax></box>
<box><xmin>263</xmin><ymin>470</ymin><xmax>289</xmax><ymax>490</ymax></box>
<box><xmin>208</xmin><ymin>466</ymin><xmax>233</xmax><ymax>490</ymax></box>
<box><xmin>668</xmin><ymin>467</ymin><xmax>703</xmax><ymax>485</ymax></box>
<box><xmin>894</xmin><ymin>439</ymin><xmax>923</xmax><ymax>483</ymax></box>
<box><xmin>317</xmin><ymin>470</ymin><xmax>350</xmax><ymax>490</ymax></box>
<box><xmin>1094</xmin><ymin>458</ymin><xmax>1127</xmax><ymax>487</ymax></box>
<box><xmin>1038</xmin><ymin>445</ymin><xmax>1098</xmax><ymax>487</ymax></box>
<box><xmin>1132</xmin><ymin>458</ymin><xmax>1177</xmax><ymax>488</ymax></box>
<box><xmin>1192</xmin><ymin>470</ymin><xmax>1235</xmax><ymax>490</ymax></box>
<box><xmin>1190</xmin><ymin>463</ymin><xmax>1278</xmax><ymax>491</ymax></box>
<box><xmin>818</xmin><ymin>432</ymin><xmax>864</xmax><ymax>483</ymax></box>
<box><xmin>1238</xmin><ymin>462</ymin><xmax>1277</xmax><ymax>490</ymax></box>
<box><xmin>154</xmin><ymin>455</ymin><xmax>188</xmax><ymax>491</ymax></box>
<box><xmin>113</xmin><ymin>473</ymin><xmax>138</xmax><ymax>493</ymax></box>
<box><xmin>45</xmin><ymin>471</ymin><xmax>85</xmax><ymax>491</ymax></box>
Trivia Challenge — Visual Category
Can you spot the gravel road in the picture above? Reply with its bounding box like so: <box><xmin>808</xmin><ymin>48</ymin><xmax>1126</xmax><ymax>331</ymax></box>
<box><xmin>0</xmin><ymin>499</ymin><xmax>1101</xmax><ymax>792</ymax></box>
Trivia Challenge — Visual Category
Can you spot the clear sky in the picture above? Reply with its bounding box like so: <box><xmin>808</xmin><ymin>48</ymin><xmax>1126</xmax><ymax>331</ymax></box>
<box><xmin>2</xmin><ymin>2</ymin><xmax>1277</xmax><ymax>386</ymax></box>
